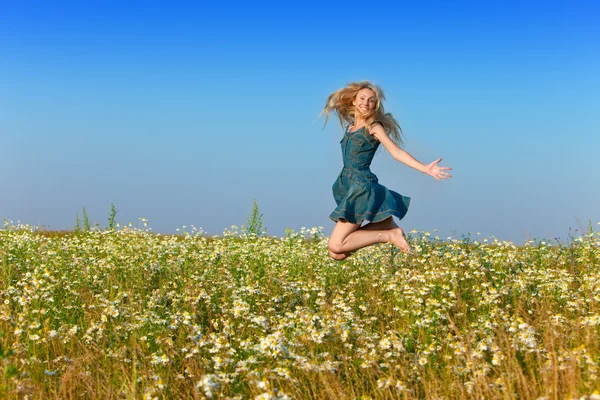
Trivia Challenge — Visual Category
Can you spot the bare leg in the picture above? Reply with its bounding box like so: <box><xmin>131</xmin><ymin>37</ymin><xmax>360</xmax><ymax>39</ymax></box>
<box><xmin>328</xmin><ymin>217</ymin><xmax>410</xmax><ymax>261</ymax></box>
<box><xmin>328</xmin><ymin>222</ymin><xmax>360</xmax><ymax>261</ymax></box>
<box><xmin>357</xmin><ymin>218</ymin><xmax>410</xmax><ymax>253</ymax></box>
<box><xmin>328</xmin><ymin>218</ymin><xmax>399</xmax><ymax>260</ymax></box>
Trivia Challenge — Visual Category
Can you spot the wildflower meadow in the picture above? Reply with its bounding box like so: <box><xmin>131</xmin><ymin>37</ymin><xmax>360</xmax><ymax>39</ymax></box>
<box><xmin>1</xmin><ymin>220</ymin><xmax>599</xmax><ymax>399</ymax></box>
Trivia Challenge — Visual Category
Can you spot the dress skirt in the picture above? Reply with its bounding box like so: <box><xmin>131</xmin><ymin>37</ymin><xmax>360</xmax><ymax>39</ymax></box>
<box><xmin>329</xmin><ymin>168</ymin><xmax>411</xmax><ymax>224</ymax></box>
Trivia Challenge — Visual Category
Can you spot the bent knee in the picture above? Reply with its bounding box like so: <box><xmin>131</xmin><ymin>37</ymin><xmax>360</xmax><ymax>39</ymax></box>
<box><xmin>328</xmin><ymin>240</ymin><xmax>344</xmax><ymax>255</ymax></box>
<box><xmin>329</xmin><ymin>250</ymin><xmax>348</xmax><ymax>261</ymax></box>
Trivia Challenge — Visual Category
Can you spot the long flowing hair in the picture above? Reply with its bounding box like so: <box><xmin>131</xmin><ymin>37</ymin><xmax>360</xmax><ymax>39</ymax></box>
<box><xmin>320</xmin><ymin>81</ymin><xmax>404</xmax><ymax>146</ymax></box>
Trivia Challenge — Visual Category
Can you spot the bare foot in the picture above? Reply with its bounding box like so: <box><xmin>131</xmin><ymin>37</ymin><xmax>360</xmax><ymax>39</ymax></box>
<box><xmin>389</xmin><ymin>228</ymin><xmax>410</xmax><ymax>253</ymax></box>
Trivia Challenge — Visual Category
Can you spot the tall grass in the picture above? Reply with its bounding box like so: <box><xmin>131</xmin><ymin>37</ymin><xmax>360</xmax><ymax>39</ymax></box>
<box><xmin>1</xmin><ymin>222</ymin><xmax>599</xmax><ymax>399</ymax></box>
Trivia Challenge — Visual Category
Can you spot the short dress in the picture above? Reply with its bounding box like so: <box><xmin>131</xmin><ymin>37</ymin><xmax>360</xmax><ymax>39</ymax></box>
<box><xmin>329</xmin><ymin>123</ymin><xmax>411</xmax><ymax>224</ymax></box>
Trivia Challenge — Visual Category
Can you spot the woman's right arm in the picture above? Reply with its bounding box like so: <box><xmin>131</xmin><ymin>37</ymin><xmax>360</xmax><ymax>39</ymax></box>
<box><xmin>371</xmin><ymin>125</ymin><xmax>452</xmax><ymax>181</ymax></box>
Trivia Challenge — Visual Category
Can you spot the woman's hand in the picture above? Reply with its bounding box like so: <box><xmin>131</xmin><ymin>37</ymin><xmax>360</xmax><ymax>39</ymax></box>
<box><xmin>424</xmin><ymin>158</ymin><xmax>452</xmax><ymax>180</ymax></box>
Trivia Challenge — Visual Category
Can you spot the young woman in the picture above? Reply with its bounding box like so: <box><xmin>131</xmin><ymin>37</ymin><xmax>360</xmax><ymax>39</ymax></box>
<box><xmin>321</xmin><ymin>81</ymin><xmax>452</xmax><ymax>261</ymax></box>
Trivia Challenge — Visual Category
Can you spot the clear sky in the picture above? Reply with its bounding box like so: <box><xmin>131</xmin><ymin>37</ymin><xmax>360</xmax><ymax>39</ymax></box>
<box><xmin>1</xmin><ymin>0</ymin><xmax>599</xmax><ymax>243</ymax></box>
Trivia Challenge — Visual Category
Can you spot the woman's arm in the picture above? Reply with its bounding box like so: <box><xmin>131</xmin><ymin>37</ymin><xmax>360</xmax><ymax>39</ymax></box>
<box><xmin>371</xmin><ymin>124</ymin><xmax>452</xmax><ymax>181</ymax></box>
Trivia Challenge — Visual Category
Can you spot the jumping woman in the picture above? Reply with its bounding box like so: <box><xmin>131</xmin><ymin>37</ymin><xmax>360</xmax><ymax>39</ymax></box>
<box><xmin>321</xmin><ymin>81</ymin><xmax>452</xmax><ymax>261</ymax></box>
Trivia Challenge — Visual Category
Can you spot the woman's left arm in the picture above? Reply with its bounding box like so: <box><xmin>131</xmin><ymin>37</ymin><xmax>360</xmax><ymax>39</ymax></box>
<box><xmin>371</xmin><ymin>125</ymin><xmax>452</xmax><ymax>181</ymax></box>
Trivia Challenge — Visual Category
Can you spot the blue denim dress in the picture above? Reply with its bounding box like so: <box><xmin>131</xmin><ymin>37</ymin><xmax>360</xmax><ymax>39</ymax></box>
<box><xmin>329</xmin><ymin>124</ymin><xmax>411</xmax><ymax>224</ymax></box>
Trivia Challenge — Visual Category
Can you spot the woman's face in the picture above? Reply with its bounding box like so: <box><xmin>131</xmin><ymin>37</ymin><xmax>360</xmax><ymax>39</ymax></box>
<box><xmin>353</xmin><ymin>88</ymin><xmax>376</xmax><ymax>116</ymax></box>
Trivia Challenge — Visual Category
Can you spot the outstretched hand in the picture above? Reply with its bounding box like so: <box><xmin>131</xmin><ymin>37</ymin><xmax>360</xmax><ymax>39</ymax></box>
<box><xmin>424</xmin><ymin>158</ymin><xmax>452</xmax><ymax>181</ymax></box>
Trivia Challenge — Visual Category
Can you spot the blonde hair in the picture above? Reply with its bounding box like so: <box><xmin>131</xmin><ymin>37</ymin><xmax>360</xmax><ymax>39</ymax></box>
<box><xmin>320</xmin><ymin>81</ymin><xmax>404</xmax><ymax>146</ymax></box>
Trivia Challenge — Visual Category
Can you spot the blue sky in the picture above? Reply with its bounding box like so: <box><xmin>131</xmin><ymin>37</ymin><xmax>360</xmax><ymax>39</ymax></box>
<box><xmin>1</xmin><ymin>0</ymin><xmax>599</xmax><ymax>242</ymax></box>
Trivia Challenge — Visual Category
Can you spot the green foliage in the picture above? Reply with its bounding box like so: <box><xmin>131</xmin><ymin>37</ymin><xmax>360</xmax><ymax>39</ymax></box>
<box><xmin>74</xmin><ymin>211</ymin><xmax>81</xmax><ymax>232</ymax></box>
<box><xmin>108</xmin><ymin>202</ymin><xmax>118</xmax><ymax>230</ymax></box>
<box><xmin>82</xmin><ymin>207</ymin><xmax>90</xmax><ymax>231</ymax></box>
<box><xmin>4</xmin><ymin>364</ymin><xmax>17</xmax><ymax>379</ymax></box>
<box><xmin>243</xmin><ymin>199</ymin><xmax>266</xmax><ymax>237</ymax></box>
<box><xmin>0</xmin><ymin>340</ymin><xmax>14</xmax><ymax>359</ymax></box>
<box><xmin>0</xmin><ymin>339</ymin><xmax>16</xmax><ymax>380</ymax></box>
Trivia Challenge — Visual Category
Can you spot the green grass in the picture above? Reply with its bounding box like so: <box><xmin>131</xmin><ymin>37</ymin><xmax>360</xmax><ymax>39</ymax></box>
<box><xmin>0</xmin><ymin>224</ymin><xmax>599</xmax><ymax>399</ymax></box>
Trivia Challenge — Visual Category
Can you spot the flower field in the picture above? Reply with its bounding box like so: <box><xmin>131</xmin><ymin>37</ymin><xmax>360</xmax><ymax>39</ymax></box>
<box><xmin>1</xmin><ymin>222</ymin><xmax>599</xmax><ymax>399</ymax></box>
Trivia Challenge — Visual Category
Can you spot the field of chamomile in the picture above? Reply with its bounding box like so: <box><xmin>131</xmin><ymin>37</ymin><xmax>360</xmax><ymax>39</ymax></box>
<box><xmin>1</xmin><ymin>221</ymin><xmax>599</xmax><ymax>399</ymax></box>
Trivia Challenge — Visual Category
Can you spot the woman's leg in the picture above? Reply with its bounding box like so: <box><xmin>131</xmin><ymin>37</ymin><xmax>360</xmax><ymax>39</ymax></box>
<box><xmin>328</xmin><ymin>222</ymin><xmax>360</xmax><ymax>261</ymax></box>
<box><xmin>328</xmin><ymin>217</ymin><xmax>410</xmax><ymax>260</ymax></box>
<box><xmin>360</xmin><ymin>217</ymin><xmax>410</xmax><ymax>253</ymax></box>
<box><xmin>357</xmin><ymin>218</ymin><xmax>410</xmax><ymax>253</ymax></box>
